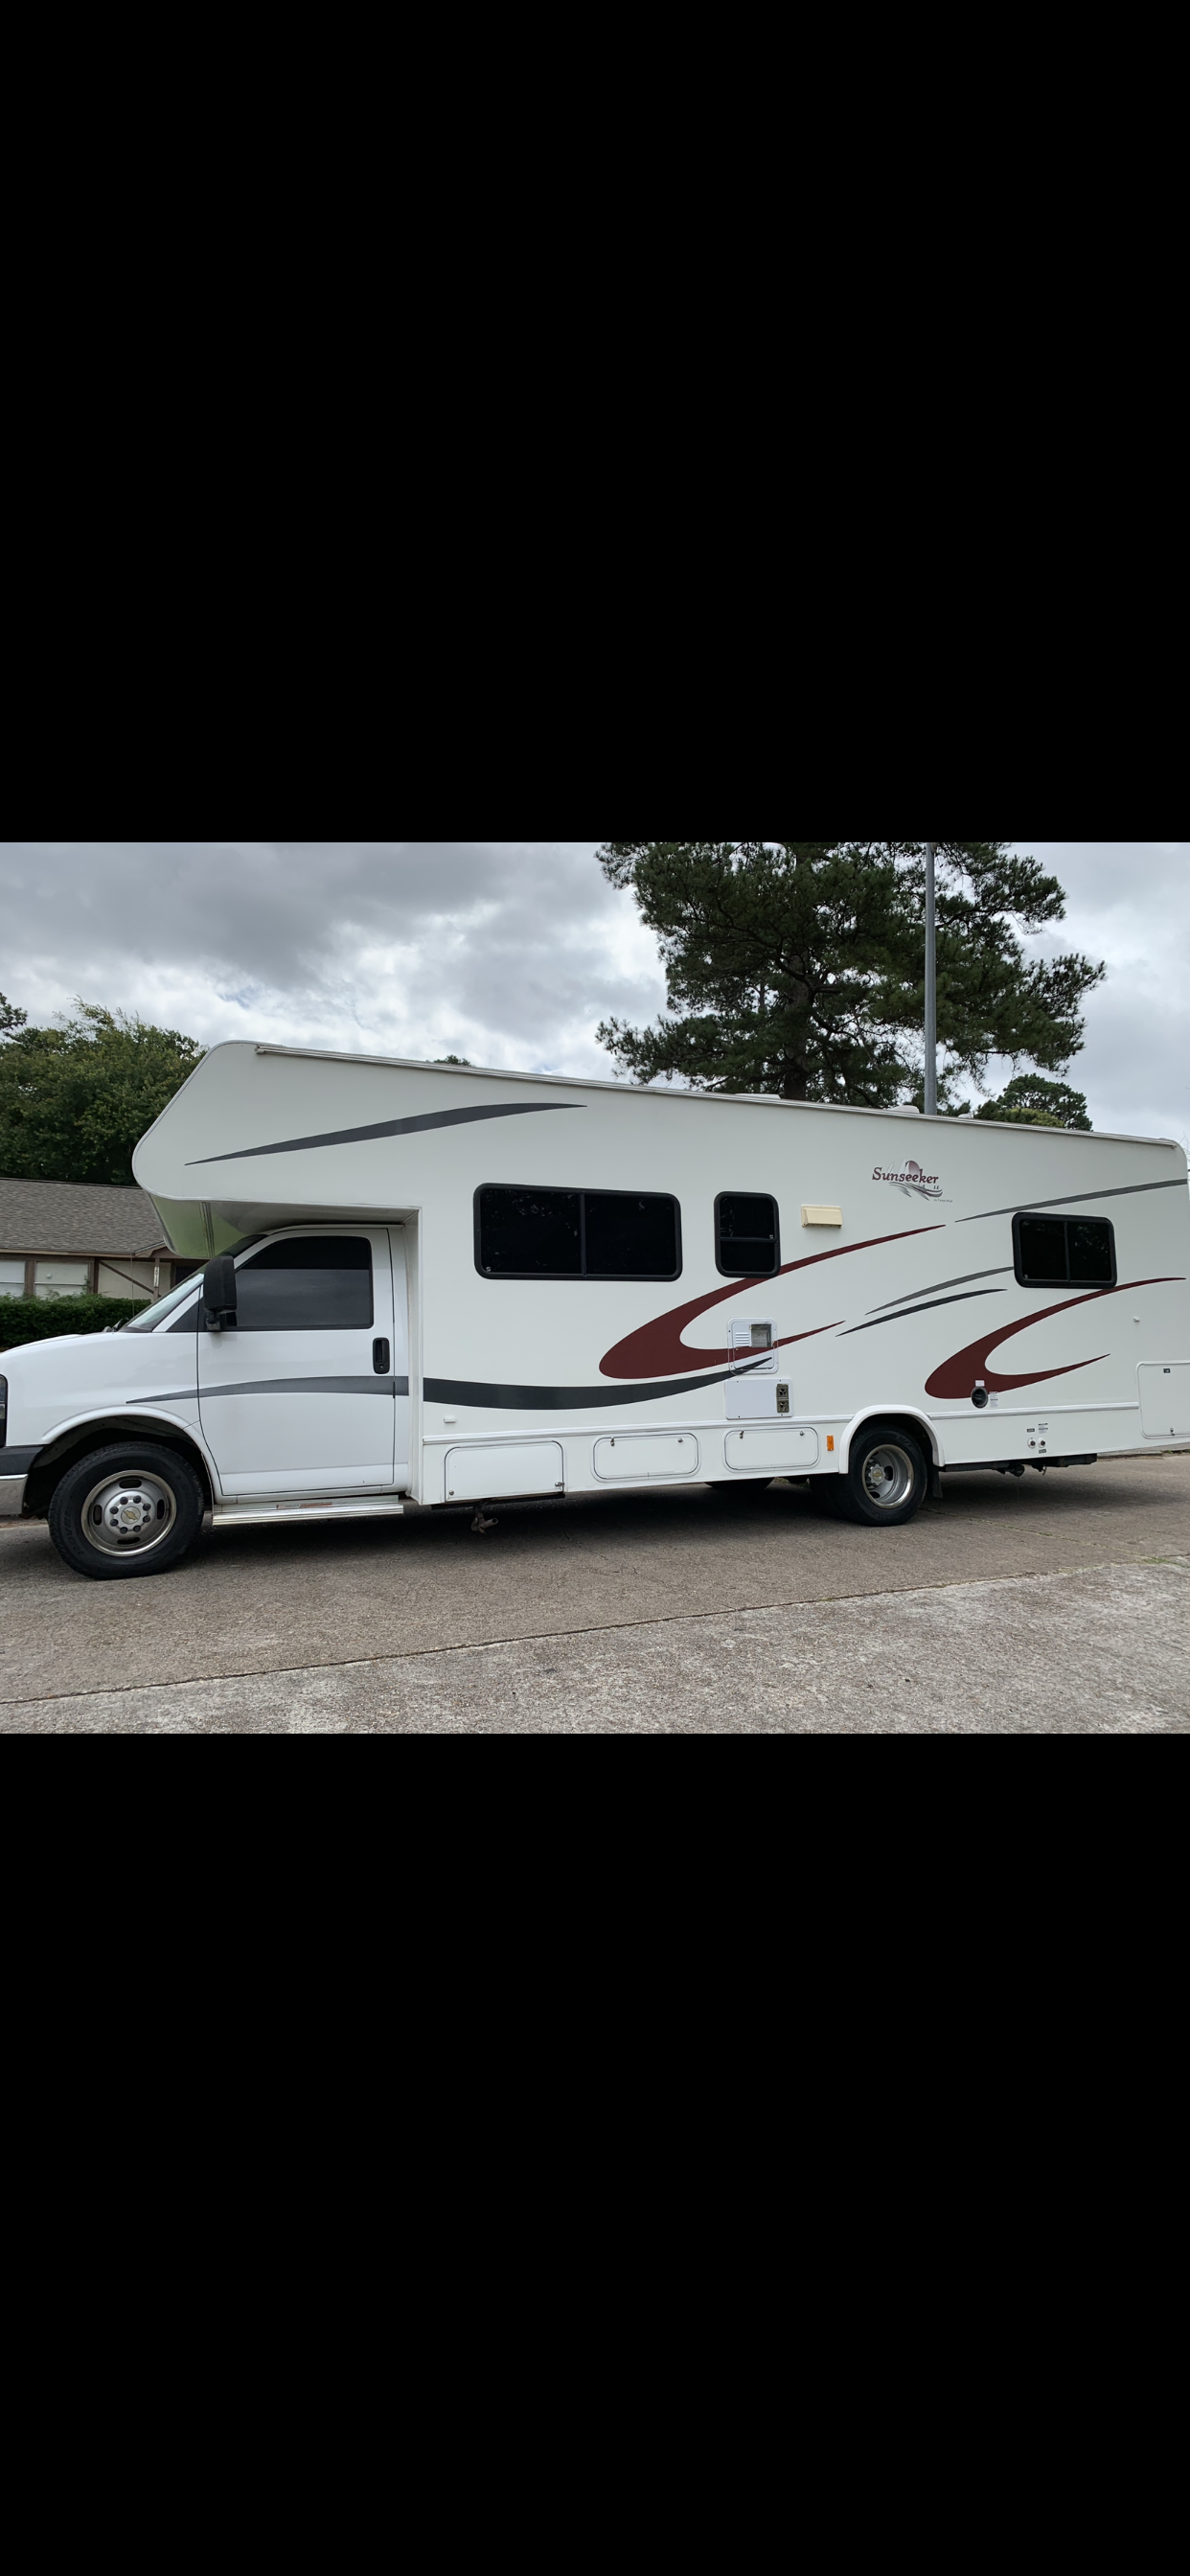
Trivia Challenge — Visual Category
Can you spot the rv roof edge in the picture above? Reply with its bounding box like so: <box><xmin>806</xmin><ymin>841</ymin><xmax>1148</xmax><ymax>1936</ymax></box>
<box><xmin>240</xmin><ymin>1046</ymin><xmax>1182</xmax><ymax>1153</ymax></box>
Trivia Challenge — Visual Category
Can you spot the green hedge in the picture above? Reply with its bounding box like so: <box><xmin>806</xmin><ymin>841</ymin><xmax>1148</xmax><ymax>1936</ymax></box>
<box><xmin>0</xmin><ymin>1294</ymin><xmax>145</xmax><ymax>1350</ymax></box>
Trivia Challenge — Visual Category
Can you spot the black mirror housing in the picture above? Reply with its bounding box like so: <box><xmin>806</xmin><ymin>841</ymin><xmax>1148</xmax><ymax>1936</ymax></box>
<box><xmin>202</xmin><ymin>1254</ymin><xmax>239</xmax><ymax>1328</ymax></box>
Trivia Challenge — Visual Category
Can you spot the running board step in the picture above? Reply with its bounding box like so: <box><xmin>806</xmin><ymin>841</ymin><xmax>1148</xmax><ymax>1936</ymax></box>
<box><xmin>212</xmin><ymin>1498</ymin><xmax>405</xmax><ymax>1529</ymax></box>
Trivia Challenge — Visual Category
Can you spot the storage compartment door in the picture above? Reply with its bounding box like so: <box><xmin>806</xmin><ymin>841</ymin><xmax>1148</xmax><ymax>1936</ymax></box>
<box><xmin>723</xmin><ymin>1427</ymin><xmax>820</xmax><ymax>1474</ymax></box>
<box><xmin>592</xmin><ymin>1434</ymin><xmax>700</xmax><ymax>1480</ymax></box>
<box><xmin>1138</xmin><ymin>1365</ymin><xmax>1190</xmax><ymax>1438</ymax></box>
<box><xmin>444</xmin><ymin>1442</ymin><xmax>564</xmax><ymax>1502</ymax></box>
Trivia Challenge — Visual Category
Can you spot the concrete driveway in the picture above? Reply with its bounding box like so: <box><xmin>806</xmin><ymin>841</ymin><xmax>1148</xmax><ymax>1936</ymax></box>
<box><xmin>3</xmin><ymin>1454</ymin><xmax>1189</xmax><ymax>1732</ymax></box>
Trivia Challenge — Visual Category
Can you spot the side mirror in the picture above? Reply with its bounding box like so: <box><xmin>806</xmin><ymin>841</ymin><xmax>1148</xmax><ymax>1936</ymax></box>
<box><xmin>202</xmin><ymin>1254</ymin><xmax>239</xmax><ymax>1330</ymax></box>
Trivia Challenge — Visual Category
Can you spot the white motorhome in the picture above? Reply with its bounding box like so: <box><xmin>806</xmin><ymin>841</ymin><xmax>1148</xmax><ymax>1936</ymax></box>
<box><xmin>2</xmin><ymin>1044</ymin><xmax>1188</xmax><ymax>1577</ymax></box>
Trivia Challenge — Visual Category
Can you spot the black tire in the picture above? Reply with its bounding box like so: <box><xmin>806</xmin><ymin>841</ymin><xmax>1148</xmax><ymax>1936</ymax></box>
<box><xmin>47</xmin><ymin>1442</ymin><xmax>207</xmax><ymax>1579</ymax></box>
<box><xmin>834</xmin><ymin>1424</ymin><xmax>928</xmax><ymax>1527</ymax></box>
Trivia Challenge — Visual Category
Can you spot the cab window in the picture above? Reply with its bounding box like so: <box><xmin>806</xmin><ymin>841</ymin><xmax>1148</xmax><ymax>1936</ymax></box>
<box><xmin>235</xmin><ymin>1236</ymin><xmax>374</xmax><ymax>1330</ymax></box>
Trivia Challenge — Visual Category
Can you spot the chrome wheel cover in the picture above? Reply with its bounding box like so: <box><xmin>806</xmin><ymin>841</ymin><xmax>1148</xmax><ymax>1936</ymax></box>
<box><xmin>80</xmin><ymin>1468</ymin><xmax>178</xmax><ymax>1557</ymax></box>
<box><xmin>860</xmin><ymin>1442</ymin><xmax>914</xmax><ymax>1510</ymax></box>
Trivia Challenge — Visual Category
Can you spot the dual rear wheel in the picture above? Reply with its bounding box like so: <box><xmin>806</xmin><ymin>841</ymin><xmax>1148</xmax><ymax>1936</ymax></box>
<box><xmin>714</xmin><ymin>1424</ymin><xmax>929</xmax><ymax>1527</ymax></box>
<box><xmin>825</xmin><ymin>1423</ymin><xmax>928</xmax><ymax>1525</ymax></box>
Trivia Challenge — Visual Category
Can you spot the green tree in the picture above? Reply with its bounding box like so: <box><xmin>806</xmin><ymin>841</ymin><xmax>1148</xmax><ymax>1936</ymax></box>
<box><xmin>0</xmin><ymin>1002</ymin><xmax>204</xmax><ymax>1184</ymax></box>
<box><xmin>0</xmin><ymin>993</ymin><xmax>28</xmax><ymax>1038</ymax></box>
<box><xmin>596</xmin><ymin>842</ymin><xmax>1104</xmax><ymax>1110</ymax></box>
<box><xmin>973</xmin><ymin>1073</ymin><xmax>1091</xmax><ymax>1129</ymax></box>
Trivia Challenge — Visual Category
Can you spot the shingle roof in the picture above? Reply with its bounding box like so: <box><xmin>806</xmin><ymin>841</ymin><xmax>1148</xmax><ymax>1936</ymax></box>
<box><xmin>0</xmin><ymin>1176</ymin><xmax>168</xmax><ymax>1256</ymax></box>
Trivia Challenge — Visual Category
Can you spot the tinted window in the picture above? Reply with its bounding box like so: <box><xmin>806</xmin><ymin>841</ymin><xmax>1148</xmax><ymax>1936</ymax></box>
<box><xmin>1018</xmin><ymin>1217</ymin><xmax>1069</xmax><ymax>1282</ymax></box>
<box><xmin>478</xmin><ymin>1189</ymin><xmax>581</xmax><ymax>1276</ymax></box>
<box><xmin>476</xmin><ymin>1187</ymin><xmax>679</xmax><ymax>1278</ymax></box>
<box><xmin>1068</xmin><ymin>1220</ymin><xmax>1114</xmax><ymax>1283</ymax></box>
<box><xmin>1015</xmin><ymin>1212</ymin><xmax>1114</xmax><ymax>1288</ymax></box>
<box><xmin>716</xmin><ymin>1193</ymin><xmax>780</xmax><ymax>1276</ymax></box>
<box><xmin>584</xmin><ymin>1192</ymin><xmax>679</xmax><ymax>1277</ymax></box>
<box><xmin>235</xmin><ymin>1235</ymin><xmax>374</xmax><ymax>1331</ymax></box>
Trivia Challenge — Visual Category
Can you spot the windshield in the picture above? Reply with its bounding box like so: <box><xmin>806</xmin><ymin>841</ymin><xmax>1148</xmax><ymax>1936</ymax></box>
<box><xmin>122</xmin><ymin>1276</ymin><xmax>202</xmax><ymax>1333</ymax></box>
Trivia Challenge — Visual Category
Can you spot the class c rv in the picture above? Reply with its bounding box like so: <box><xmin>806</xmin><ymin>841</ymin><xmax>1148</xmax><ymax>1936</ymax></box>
<box><xmin>2</xmin><ymin>1043</ymin><xmax>1188</xmax><ymax>1577</ymax></box>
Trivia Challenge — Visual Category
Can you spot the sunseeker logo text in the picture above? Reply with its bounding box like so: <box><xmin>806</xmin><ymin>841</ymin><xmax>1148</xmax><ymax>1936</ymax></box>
<box><xmin>872</xmin><ymin>1158</ymin><xmax>944</xmax><ymax>1201</ymax></box>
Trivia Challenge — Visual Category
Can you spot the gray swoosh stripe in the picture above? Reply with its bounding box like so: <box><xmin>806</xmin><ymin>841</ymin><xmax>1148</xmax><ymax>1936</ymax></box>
<box><xmin>423</xmin><ymin>1365</ymin><xmax>767</xmax><ymax>1410</ymax></box>
<box><xmin>204</xmin><ymin>1367</ymin><xmax>764</xmax><ymax>1408</ymax></box>
<box><xmin>187</xmin><ymin>1101</ymin><xmax>580</xmax><ymax>1165</ymax></box>
<box><xmin>867</xmin><ymin>1267</ymin><xmax>1012</xmax><ymax>1312</ymax></box>
<box><xmin>959</xmin><ymin>1178</ymin><xmax>1186</xmax><ymax>1223</ymax></box>
<box><xmin>840</xmin><ymin>1288</ymin><xmax>1008</xmax><ymax>1335</ymax></box>
<box><xmin>199</xmin><ymin>1375</ymin><xmax>408</xmax><ymax>1398</ymax></box>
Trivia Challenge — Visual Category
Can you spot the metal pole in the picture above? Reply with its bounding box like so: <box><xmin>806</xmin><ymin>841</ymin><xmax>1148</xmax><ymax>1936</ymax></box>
<box><xmin>924</xmin><ymin>842</ymin><xmax>937</xmax><ymax>1116</ymax></box>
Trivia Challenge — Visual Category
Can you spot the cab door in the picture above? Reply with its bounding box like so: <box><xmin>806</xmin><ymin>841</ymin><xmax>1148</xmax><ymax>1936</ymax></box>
<box><xmin>197</xmin><ymin>1228</ymin><xmax>398</xmax><ymax>1497</ymax></box>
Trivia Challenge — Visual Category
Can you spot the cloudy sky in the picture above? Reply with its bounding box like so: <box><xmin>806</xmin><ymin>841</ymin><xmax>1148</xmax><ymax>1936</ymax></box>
<box><xmin>1</xmin><ymin>841</ymin><xmax>1185</xmax><ymax>1145</ymax></box>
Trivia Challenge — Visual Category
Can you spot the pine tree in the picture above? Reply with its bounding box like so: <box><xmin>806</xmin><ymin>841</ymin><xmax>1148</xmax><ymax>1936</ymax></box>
<box><xmin>973</xmin><ymin>1074</ymin><xmax>1091</xmax><ymax>1128</ymax></box>
<box><xmin>596</xmin><ymin>842</ymin><xmax>1103</xmax><ymax>1111</ymax></box>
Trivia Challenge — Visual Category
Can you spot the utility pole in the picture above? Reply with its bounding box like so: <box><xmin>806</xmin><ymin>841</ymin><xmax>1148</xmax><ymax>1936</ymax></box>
<box><xmin>924</xmin><ymin>842</ymin><xmax>937</xmax><ymax>1116</ymax></box>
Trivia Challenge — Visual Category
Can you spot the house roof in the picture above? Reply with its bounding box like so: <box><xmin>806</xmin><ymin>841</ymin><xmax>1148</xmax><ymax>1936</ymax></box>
<box><xmin>0</xmin><ymin>1175</ymin><xmax>169</xmax><ymax>1256</ymax></box>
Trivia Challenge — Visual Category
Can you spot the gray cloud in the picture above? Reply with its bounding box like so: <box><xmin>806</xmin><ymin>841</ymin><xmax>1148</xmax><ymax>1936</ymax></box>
<box><xmin>0</xmin><ymin>840</ymin><xmax>665</xmax><ymax>1079</ymax></box>
<box><xmin>1004</xmin><ymin>842</ymin><xmax>1190</xmax><ymax>1147</ymax></box>
<box><xmin>0</xmin><ymin>840</ymin><xmax>1185</xmax><ymax>1143</ymax></box>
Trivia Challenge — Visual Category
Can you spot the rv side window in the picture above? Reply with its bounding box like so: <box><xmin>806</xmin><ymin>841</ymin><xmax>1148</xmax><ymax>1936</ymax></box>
<box><xmin>715</xmin><ymin>1193</ymin><xmax>780</xmax><ymax>1277</ymax></box>
<box><xmin>476</xmin><ymin>1188</ymin><xmax>680</xmax><ymax>1278</ymax></box>
<box><xmin>235</xmin><ymin>1235</ymin><xmax>374</xmax><ymax>1330</ymax></box>
<box><xmin>584</xmin><ymin>1193</ymin><xmax>679</xmax><ymax>1276</ymax></box>
<box><xmin>1014</xmin><ymin>1212</ymin><xmax>1115</xmax><ymax>1288</ymax></box>
<box><xmin>477</xmin><ymin>1190</ymin><xmax>582</xmax><ymax>1276</ymax></box>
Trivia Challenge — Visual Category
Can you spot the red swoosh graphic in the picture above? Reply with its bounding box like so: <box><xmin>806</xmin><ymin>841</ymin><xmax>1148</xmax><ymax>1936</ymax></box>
<box><xmin>600</xmin><ymin>1226</ymin><xmax>944</xmax><ymax>1379</ymax></box>
<box><xmin>924</xmin><ymin>1277</ymin><xmax>1181</xmax><ymax>1399</ymax></box>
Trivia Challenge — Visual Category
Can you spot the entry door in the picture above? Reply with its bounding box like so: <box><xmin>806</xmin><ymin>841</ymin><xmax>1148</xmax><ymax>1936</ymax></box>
<box><xmin>198</xmin><ymin>1228</ymin><xmax>397</xmax><ymax>1497</ymax></box>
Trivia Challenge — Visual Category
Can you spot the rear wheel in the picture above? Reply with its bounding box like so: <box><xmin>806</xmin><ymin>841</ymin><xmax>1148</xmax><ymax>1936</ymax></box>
<box><xmin>835</xmin><ymin>1425</ymin><xmax>928</xmax><ymax>1527</ymax></box>
<box><xmin>47</xmin><ymin>1442</ymin><xmax>206</xmax><ymax>1579</ymax></box>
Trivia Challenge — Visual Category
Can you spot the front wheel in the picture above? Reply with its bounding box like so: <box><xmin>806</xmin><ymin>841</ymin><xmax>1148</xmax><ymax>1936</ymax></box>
<box><xmin>47</xmin><ymin>1442</ymin><xmax>207</xmax><ymax>1578</ymax></box>
<box><xmin>834</xmin><ymin>1425</ymin><xmax>928</xmax><ymax>1527</ymax></box>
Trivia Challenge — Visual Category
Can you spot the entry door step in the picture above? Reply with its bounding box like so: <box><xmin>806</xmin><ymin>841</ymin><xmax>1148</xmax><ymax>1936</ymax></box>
<box><xmin>212</xmin><ymin>1497</ymin><xmax>405</xmax><ymax>1529</ymax></box>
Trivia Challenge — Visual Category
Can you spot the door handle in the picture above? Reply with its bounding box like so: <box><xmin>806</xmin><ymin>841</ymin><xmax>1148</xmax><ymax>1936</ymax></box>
<box><xmin>373</xmin><ymin>1338</ymin><xmax>390</xmax><ymax>1373</ymax></box>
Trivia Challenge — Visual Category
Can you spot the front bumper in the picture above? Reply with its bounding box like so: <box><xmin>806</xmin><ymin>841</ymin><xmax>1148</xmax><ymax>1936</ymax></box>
<box><xmin>0</xmin><ymin>1446</ymin><xmax>40</xmax><ymax>1518</ymax></box>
